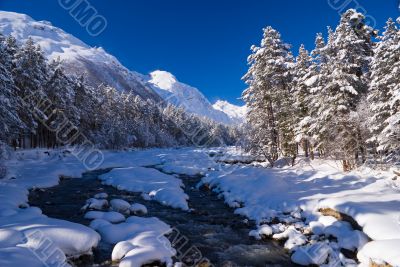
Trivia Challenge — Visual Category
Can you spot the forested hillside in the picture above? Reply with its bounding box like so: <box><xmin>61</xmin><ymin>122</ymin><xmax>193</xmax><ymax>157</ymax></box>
<box><xmin>0</xmin><ymin>35</ymin><xmax>240</xmax><ymax>150</ymax></box>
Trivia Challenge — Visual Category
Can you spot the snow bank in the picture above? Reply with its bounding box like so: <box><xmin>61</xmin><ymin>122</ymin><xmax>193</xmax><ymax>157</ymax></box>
<box><xmin>358</xmin><ymin>239</ymin><xmax>400</xmax><ymax>267</ymax></box>
<box><xmin>158</xmin><ymin>149</ymin><xmax>217</xmax><ymax>176</ymax></box>
<box><xmin>202</xmin><ymin>156</ymin><xmax>400</xmax><ymax>266</ymax></box>
<box><xmin>99</xmin><ymin>167</ymin><xmax>189</xmax><ymax>210</ymax></box>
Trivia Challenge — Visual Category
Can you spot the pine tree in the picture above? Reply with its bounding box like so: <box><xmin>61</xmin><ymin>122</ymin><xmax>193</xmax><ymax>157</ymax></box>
<box><xmin>242</xmin><ymin>26</ymin><xmax>294</xmax><ymax>165</ymax></box>
<box><xmin>293</xmin><ymin>44</ymin><xmax>314</xmax><ymax>157</ymax></box>
<box><xmin>0</xmin><ymin>34</ymin><xmax>22</xmax><ymax>142</ymax></box>
<box><xmin>369</xmin><ymin>18</ymin><xmax>400</xmax><ymax>157</ymax></box>
<box><xmin>13</xmin><ymin>38</ymin><xmax>49</xmax><ymax>140</ymax></box>
<box><xmin>313</xmin><ymin>10</ymin><xmax>373</xmax><ymax>170</ymax></box>
<box><xmin>46</xmin><ymin>58</ymin><xmax>79</xmax><ymax>125</ymax></box>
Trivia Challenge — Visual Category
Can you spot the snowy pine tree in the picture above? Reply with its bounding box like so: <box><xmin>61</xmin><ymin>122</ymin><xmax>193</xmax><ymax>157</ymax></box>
<box><xmin>242</xmin><ymin>26</ymin><xmax>295</xmax><ymax>165</ymax></box>
<box><xmin>0</xmin><ymin>34</ymin><xmax>22</xmax><ymax>142</ymax></box>
<box><xmin>369</xmin><ymin>17</ymin><xmax>400</xmax><ymax>158</ymax></box>
<box><xmin>312</xmin><ymin>10</ymin><xmax>373</xmax><ymax>170</ymax></box>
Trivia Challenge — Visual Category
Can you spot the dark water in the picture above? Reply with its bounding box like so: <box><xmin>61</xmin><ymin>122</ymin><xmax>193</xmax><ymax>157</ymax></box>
<box><xmin>29</xmin><ymin>167</ymin><xmax>295</xmax><ymax>267</ymax></box>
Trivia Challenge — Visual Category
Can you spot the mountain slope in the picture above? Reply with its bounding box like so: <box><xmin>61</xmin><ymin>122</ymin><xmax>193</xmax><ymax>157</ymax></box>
<box><xmin>0</xmin><ymin>11</ymin><xmax>161</xmax><ymax>101</ymax></box>
<box><xmin>213</xmin><ymin>100</ymin><xmax>246</xmax><ymax>123</ymax></box>
<box><xmin>145</xmin><ymin>70</ymin><xmax>238</xmax><ymax>124</ymax></box>
<box><xmin>0</xmin><ymin>11</ymin><xmax>243</xmax><ymax>124</ymax></box>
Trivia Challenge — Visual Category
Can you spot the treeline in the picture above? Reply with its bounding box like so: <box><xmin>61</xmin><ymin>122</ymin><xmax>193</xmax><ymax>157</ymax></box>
<box><xmin>243</xmin><ymin>9</ymin><xmax>399</xmax><ymax>170</ymax></box>
<box><xmin>0</xmin><ymin>35</ymin><xmax>240</xmax><ymax>150</ymax></box>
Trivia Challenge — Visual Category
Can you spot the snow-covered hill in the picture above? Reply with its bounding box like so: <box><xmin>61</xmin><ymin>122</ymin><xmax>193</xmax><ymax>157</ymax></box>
<box><xmin>213</xmin><ymin>100</ymin><xmax>246</xmax><ymax>124</ymax></box>
<box><xmin>0</xmin><ymin>11</ymin><xmax>242</xmax><ymax>124</ymax></box>
<box><xmin>145</xmin><ymin>70</ymin><xmax>237</xmax><ymax>124</ymax></box>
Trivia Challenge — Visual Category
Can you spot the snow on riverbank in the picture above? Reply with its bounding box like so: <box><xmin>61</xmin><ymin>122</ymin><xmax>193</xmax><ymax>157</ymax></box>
<box><xmin>1</xmin><ymin>147</ymin><xmax>399</xmax><ymax>266</ymax></box>
<box><xmin>0</xmin><ymin>148</ymin><xmax>215</xmax><ymax>266</ymax></box>
<box><xmin>99</xmin><ymin>167</ymin><xmax>189</xmax><ymax>210</ymax></box>
<box><xmin>0</xmin><ymin>148</ymin><xmax>204</xmax><ymax>266</ymax></box>
<box><xmin>200</xmin><ymin>156</ymin><xmax>400</xmax><ymax>266</ymax></box>
<box><xmin>158</xmin><ymin>148</ymin><xmax>217</xmax><ymax>175</ymax></box>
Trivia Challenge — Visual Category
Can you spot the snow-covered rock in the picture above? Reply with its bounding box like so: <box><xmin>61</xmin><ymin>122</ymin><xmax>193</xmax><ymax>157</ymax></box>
<box><xmin>130</xmin><ymin>203</ymin><xmax>148</xmax><ymax>215</ymax></box>
<box><xmin>84</xmin><ymin>211</ymin><xmax>126</xmax><ymax>223</ymax></box>
<box><xmin>272</xmin><ymin>226</ymin><xmax>307</xmax><ymax>250</ymax></box>
<box><xmin>112</xmin><ymin>231</ymin><xmax>175</xmax><ymax>267</ymax></box>
<box><xmin>291</xmin><ymin>242</ymin><xmax>331</xmax><ymax>265</ymax></box>
<box><xmin>249</xmin><ymin>224</ymin><xmax>273</xmax><ymax>240</ymax></box>
<box><xmin>82</xmin><ymin>198</ymin><xmax>108</xmax><ymax>210</ymax></box>
<box><xmin>94</xmin><ymin>216</ymin><xmax>171</xmax><ymax>244</ymax></box>
<box><xmin>110</xmin><ymin>199</ymin><xmax>131</xmax><ymax>214</ymax></box>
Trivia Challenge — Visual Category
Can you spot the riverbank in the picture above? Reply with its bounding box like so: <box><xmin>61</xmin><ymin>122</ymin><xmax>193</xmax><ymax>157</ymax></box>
<box><xmin>1</xmin><ymin>147</ymin><xmax>399</xmax><ymax>266</ymax></box>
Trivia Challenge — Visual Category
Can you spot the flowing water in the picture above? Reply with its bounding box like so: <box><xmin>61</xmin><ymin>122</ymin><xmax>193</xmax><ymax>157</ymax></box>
<box><xmin>29</xmin><ymin>167</ymin><xmax>296</xmax><ymax>267</ymax></box>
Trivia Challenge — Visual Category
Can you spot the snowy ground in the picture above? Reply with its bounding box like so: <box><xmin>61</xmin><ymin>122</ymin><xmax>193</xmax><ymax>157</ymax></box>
<box><xmin>201</xmin><ymin>154</ymin><xmax>400</xmax><ymax>267</ymax></box>
<box><xmin>0</xmin><ymin>148</ymin><xmax>198</xmax><ymax>266</ymax></box>
<box><xmin>0</xmin><ymin>147</ymin><xmax>399</xmax><ymax>266</ymax></box>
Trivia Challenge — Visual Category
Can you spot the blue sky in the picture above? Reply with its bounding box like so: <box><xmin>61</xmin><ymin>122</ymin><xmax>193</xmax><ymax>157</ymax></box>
<box><xmin>0</xmin><ymin>0</ymin><xmax>399</xmax><ymax>105</ymax></box>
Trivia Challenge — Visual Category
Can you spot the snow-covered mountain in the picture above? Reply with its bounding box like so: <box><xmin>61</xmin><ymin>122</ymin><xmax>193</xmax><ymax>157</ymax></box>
<box><xmin>0</xmin><ymin>11</ymin><xmax>242</xmax><ymax>124</ymax></box>
<box><xmin>0</xmin><ymin>11</ymin><xmax>161</xmax><ymax>101</ymax></box>
<box><xmin>145</xmin><ymin>70</ymin><xmax>236</xmax><ymax>124</ymax></box>
<box><xmin>213</xmin><ymin>100</ymin><xmax>246</xmax><ymax>123</ymax></box>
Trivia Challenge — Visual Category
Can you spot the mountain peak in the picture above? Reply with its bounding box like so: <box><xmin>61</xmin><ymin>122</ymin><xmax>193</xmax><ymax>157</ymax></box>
<box><xmin>149</xmin><ymin>70</ymin><xmax>177</xmax><ymax>90</ymax></box>
<box><xmin>213</xmin><ymin>100</ymin><xmax>247</xmax><ymax>123</ymax></box>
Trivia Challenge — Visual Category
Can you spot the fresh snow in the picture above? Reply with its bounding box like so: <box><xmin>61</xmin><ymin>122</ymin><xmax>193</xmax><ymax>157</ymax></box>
<box><xmin>99</xmin><ymin>167</ymin><xmax>189</xmax><ymax>210</ymax></box>
<box><xmin>1</xmin><ymin>147</ymin><xmax>400</xmax><ymax>266</ymax></box>
<box><xmin>201</xmin><ymin>154</ymin><xmax>400</xmax><ymax>266</ymax></box>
